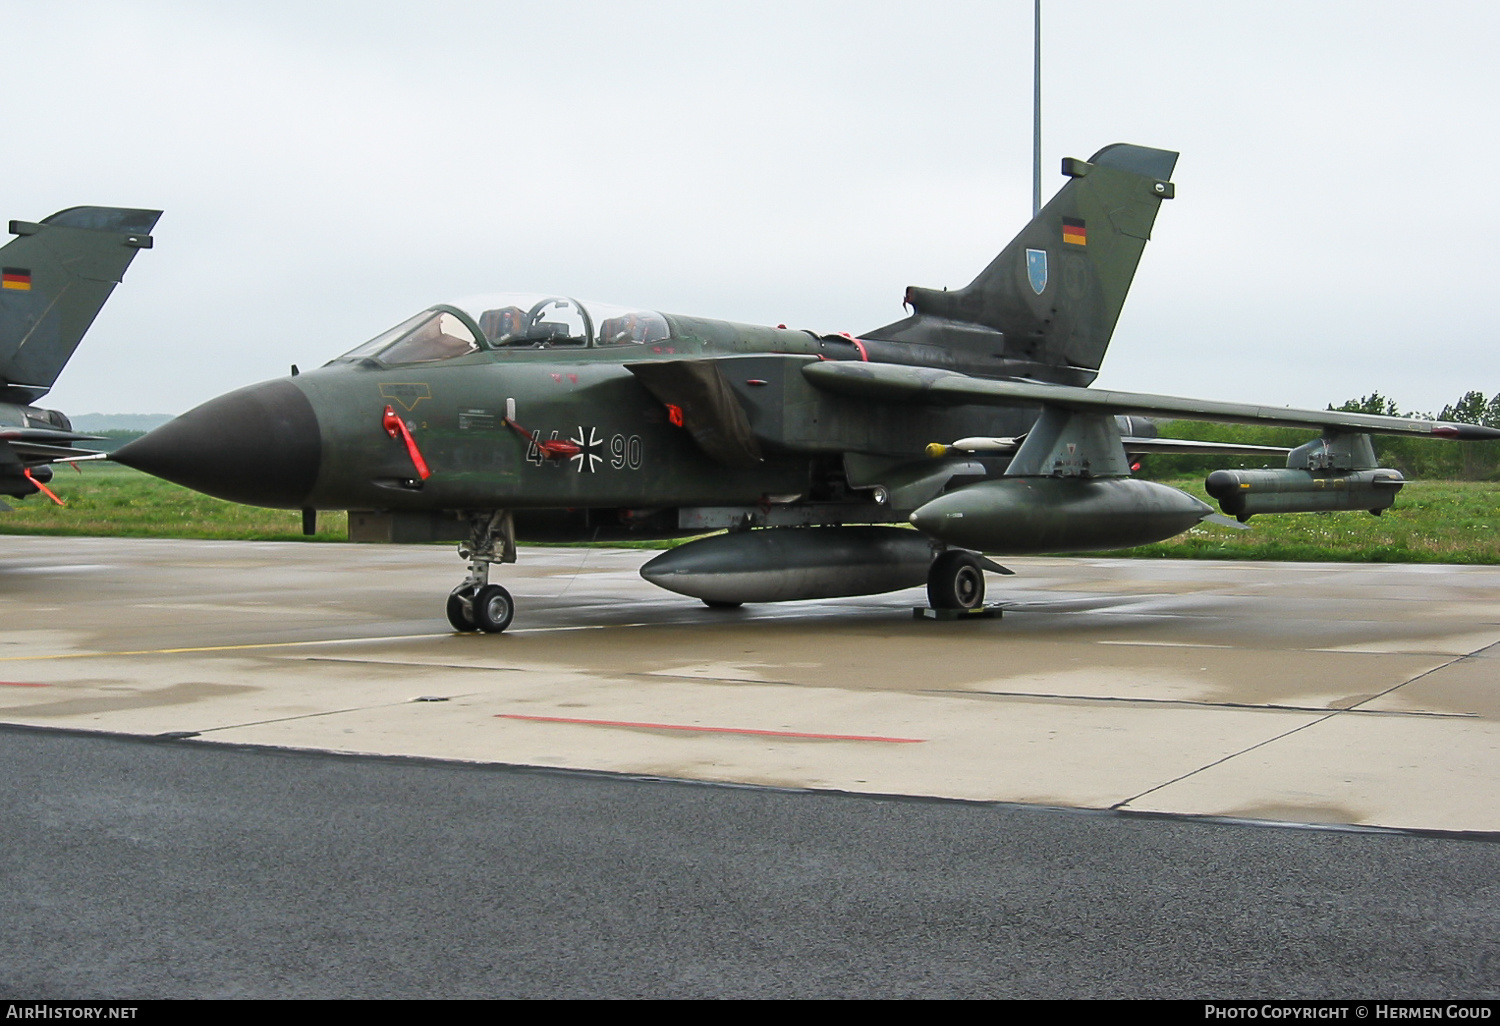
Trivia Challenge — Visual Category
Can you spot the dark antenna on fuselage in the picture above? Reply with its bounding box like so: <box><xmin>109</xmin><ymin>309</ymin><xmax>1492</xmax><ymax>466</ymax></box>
<box><xmin>1032</xmin><ymin>0</ymin><xmax>1042</xmax><ymax>217</ymax></box>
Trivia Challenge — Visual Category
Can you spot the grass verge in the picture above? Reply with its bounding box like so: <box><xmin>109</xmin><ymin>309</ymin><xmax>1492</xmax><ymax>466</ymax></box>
<box><xmin>2</xmin><ymin>464</ymin><xmax>1496</xmax><ymax>563</ymax></box>
<box><xmin>0</xmin><ymin>463</ymin><xmax>348</xmax><ymax>542</ymax></box>
<box><xmin>1106</xmin><ymin>478</ymin><xmax>1500</xmax><ymax>564</ymax></box>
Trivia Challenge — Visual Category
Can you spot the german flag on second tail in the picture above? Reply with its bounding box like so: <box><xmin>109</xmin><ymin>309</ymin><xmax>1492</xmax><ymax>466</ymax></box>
<box><xmin>2</xmin><ymin>267</ymin><xmax>32</xmax><ymax>291</ymax></box>
<box><xmin>1061</xmin><ymin>218</ymin><xmax>1087</xmax><ymax>247</ymax></box>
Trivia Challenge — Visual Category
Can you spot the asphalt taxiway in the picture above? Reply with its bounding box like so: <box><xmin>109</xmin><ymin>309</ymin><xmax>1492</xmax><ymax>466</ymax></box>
<box><xmin>5</xmin><ymin>724</ymin><xmax>1498</xmax><ymax>998</ymax></box>
<box><xmin>2</xmin><ymin>536</ymin><xmax>1497</xmax><ymax>834</ymax></box>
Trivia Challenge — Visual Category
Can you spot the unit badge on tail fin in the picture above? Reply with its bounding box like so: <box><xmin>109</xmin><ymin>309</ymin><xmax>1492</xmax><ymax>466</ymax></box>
<box><xmin>1025</xmin><ymin>249</ymin><xmax>1048</xmax><ymax>295</ymax></box>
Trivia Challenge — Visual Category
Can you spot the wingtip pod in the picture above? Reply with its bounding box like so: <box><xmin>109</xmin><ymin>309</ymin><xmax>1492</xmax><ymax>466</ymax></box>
<box><xmin>1431</xmin><ymin>423</ymin><xmax>1500</xmax><ymax>440</ymax></box>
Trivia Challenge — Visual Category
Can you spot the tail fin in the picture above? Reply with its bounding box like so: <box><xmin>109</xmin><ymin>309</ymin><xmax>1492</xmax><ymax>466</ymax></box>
<box><xmin>0</xmin><ymin>206</ymin><xmax>161</xmax><ymax>404</ymax></box>
<box><xmin>864</xmin><ymin>143</ymin><xmax>1176</xmax><ymax>385</ymax></box>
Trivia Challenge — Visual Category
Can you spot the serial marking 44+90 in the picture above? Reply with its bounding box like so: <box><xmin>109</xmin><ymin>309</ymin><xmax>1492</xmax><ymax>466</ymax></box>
<box><xmin>115</xmin><ymin>144</ymin><xmax>1498</xmax><ymax>633</ymax></box>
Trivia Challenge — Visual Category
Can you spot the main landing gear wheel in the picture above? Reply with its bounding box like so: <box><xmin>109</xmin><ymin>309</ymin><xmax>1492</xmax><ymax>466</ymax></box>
<box><xmin>928</xmin><ymin>550</ymin><xmax>985</xmax><ymax>611</ymax></box>
<box><xmin>702</xmin><ymin>599</ymin><xmax>743</xmax><ymax>610</ymax></box>
<box><xmin>473</xmin><ymin>584</ymin><xmax>515</xmax><ymax>633</ymax></box>
<box><xmin>446</xmin><ymin>591</ymin><xmax>478</xmax><ymax>632</ymax></box>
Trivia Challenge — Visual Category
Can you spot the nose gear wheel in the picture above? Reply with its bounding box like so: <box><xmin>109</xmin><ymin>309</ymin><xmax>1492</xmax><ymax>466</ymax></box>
<box><xmin>473</xmin><ymin>585</ymin><xmax>514</xmax><ymax>633</ymax></box>
<box><xmin>446</xmin><ymin>590</ymin><xmax>478</xmax><ymax>632</ymax></box>
<box><xmin>927</xmin><ymin>550</ymin><xmax>986</xmax><ymax>610</ymax></box>
<box><xmin>446</xmin><ymin>510</ymin><xmax>517</xmax><ymax>633</ymax></box>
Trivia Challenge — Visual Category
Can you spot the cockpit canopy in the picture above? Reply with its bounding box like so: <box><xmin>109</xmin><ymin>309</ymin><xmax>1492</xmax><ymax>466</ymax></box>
<box><xmin>335</xmin><ymin>293</ymin><xmax>671</xmax><ymax>366</ymax></box>
<box><xmin>338</xmin><ymin>310</ymin><xmax>480</xmax><ymax>366</ymax></box>
<box><xmin>460</xmin><ymin>293</ymin><xmax>671</xmax><ymax>349</ymax></box>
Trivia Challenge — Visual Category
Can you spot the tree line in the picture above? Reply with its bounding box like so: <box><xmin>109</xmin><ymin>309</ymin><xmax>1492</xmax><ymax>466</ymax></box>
<box><xmin>1140</xmin><ymin>391</ymin><xmax>1500</xmax><ymax>481</ymax></box>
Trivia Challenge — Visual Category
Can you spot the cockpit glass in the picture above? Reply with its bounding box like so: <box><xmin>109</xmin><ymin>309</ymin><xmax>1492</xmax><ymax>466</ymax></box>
<box><xmin>450</xmin><ymin>293</ymin><xmax>671</xmax><ymax>348</ymax></box>
<box><xmin>592</xmin><ymin>303</ymin><xmax>670</xmax><ymax>346</ymax></box>
<box><xmin>380</xmin><ymin>312</ymin><xmax>478</xmax><ymax>364</ymax></box>
<box><xmin>337</xmin><ymin>310</ymin><xmax>479</xmax><ymax>365</ymax></box>
<box><xmin>339</xmin><ymin>312</ymin><xmax>431</xmax><ymax>362</ymax></box>
<box><xmin>468</xmin><ymin>295</ymin><xmax>590</xmax><ymax>347</ymax></box>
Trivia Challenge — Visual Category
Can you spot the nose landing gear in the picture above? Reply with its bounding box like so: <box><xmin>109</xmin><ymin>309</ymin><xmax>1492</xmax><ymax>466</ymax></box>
<box><xmin>445</xmin><ymin>590</ymin><xmax>478</xmax><ymax>631</ymax></box>
<box><xmin>447</xmin><ymin>511</ymin><xmax>517</xmax><ymax>633</ymax></box>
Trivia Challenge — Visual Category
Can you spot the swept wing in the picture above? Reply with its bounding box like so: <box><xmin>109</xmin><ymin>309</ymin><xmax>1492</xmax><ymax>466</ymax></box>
<box><xmin>802</xmin><ymin>361</ymin><xmax>1500</xmax><ymax>441</ymax></box>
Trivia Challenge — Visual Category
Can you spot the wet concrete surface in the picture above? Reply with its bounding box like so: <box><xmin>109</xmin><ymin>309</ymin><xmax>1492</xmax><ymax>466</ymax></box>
<box><xmin>2</xmin><ymin>536</ymin><xmax>1497</xmax><ymax>832</ymax></box>
<box><xmin>3</xmin><ymin>536</ymin><xmax>1499</xmax><ymax>996</ymax></box>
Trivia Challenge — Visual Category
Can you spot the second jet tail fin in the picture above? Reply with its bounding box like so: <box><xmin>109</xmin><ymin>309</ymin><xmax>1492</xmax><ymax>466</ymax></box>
<box><xmin>0</xmin><ymin>206</ymin><xmax>161</xmax><ymax>404</ymax></box>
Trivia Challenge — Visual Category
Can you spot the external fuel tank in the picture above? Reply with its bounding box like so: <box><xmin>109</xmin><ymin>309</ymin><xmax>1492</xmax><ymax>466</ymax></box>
<box><xmin>909</xmin><ymin>477</ymin><xmax>1211</xmax><ymax>554</ymax></box>
<box><xmin>640</xmin><ymin>526</ymin><xmax>936</xmax><ymax>604</ymax></box>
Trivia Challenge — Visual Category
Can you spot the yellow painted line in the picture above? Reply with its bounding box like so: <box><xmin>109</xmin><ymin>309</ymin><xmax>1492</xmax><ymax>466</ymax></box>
<box><xmin>508</xmin><ymin>623</ymin><xmax>651</xmax><ymax>634</ymax></box>
<box><xmin>0</xmin><ymin>632</ymin><xmax>443</xmax><ymax>662</ymax></box>
<box><xmin>0</xmin><ymin>609</ymin><xmax>898</xmax><ymax>665</ymax></box>
<box><xmin>0</xmin><ymin>621</ymin><xmax>666</xmax><ymax>662</ymax></box>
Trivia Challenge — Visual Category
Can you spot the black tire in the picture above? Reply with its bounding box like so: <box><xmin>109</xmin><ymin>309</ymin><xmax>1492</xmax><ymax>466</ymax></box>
<box><xmin>703</xmin><ymin>599</ymin><xmax>743</xmax><ymax>610</ymax></box>
<box><xmin>927</xmin><ymin>550</ymin><xmax>986</xmax><ymax>610</ymax></box>
<box><xmin>446</xmin><ymin>591</ymin><xmax>478</xmax><ymax>632</ymax></box>
<box><xmin>473</xmin><ymin>584</ymin><xmax>515</xmax><ymax>633</ymax></box>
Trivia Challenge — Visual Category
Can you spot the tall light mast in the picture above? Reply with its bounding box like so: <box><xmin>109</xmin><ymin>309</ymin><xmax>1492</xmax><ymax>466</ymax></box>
<box><xmin>1033</xmin><ymin>0</ymin><xmax>1042</xmax><ymax>217</ymax></box>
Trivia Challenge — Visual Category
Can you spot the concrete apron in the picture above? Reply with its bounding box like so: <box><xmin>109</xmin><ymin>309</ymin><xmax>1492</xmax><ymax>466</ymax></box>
<box><xmin>1</xmin><ymin>535</ymin><xmax>1497</xmax><ymax>834</ymax></box>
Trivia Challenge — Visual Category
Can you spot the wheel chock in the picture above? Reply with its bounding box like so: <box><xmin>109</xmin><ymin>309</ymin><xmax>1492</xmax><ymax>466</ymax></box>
<box><xmin>913</xmin><ymin>605</ymin><xmax>1004</xmax><ymax>621</ymax></box>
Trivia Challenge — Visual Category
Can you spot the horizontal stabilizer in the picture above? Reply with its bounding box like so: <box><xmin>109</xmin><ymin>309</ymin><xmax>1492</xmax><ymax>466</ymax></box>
<box><xmin>0</xmin><ymin>427</ymin><xmax>105</xmax><ymax>445</ymax></box>
<box><xmin>803</xmin><ymin>361</ymin><xmax>1500</xmax><ymax>440</ymax></box>
<box><xmin>9</xmin><ymin>441</ymin><xmax>104</xmax><ymax>461</ymax></box>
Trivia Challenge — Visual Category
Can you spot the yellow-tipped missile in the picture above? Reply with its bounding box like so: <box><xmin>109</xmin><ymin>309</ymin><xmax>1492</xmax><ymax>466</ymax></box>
<box><xmin>926</xmin><ymin>437</ymin><xmax>1022</xmax><ymax>459</ymax></box>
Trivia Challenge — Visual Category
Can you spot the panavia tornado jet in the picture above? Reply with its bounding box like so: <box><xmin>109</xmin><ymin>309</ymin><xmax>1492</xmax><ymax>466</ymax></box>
<box><xmin>115</xmin><ymin>145</ymin><xmax>1496</xmax><ymax>632</ymax></box>
<box><xmin>1</xmin><ymin>206</ymin><xmax>161</xmax><ymax>508</ymax></box>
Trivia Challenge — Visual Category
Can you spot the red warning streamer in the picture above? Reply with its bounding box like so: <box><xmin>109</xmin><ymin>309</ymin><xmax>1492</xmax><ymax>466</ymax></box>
<box><xmin>23</xmin><ymin>468</ymin><xmax>65</xmax><ymax>506</ymax></box>
<box><xmin>495</xmin><ymin>713</ymin><xmax>925</xmax><ymax>743</ymax></box>
<box><xmin>503</xmin><ymin>418</ymin><xmax>581</xmax><ymax>460</ymax></box>
<box><xmin>381</xmin><ymin>406</ymin><xmax>432</xmax><ymax>480</ymax></box>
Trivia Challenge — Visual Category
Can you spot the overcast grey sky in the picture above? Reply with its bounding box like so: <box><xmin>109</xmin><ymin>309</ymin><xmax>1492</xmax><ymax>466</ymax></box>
<box><xmin>5</xmin><ymin>0</ymin><xmax>1497</xmax><ymax>416</ymax></box>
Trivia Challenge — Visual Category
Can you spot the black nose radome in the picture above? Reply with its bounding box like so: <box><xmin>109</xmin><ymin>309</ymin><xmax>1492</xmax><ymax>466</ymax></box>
<box><xmin>115</xmin><ymin>379</ymin><xmax>321</xmax><ymax>508</ymax></box>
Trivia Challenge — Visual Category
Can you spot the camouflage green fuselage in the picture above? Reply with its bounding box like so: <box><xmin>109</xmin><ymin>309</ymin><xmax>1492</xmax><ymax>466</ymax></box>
<box><xmin>298</xmin><ymin>314</ymin><xmax>1034</xmax><ymax>521</ymax></box>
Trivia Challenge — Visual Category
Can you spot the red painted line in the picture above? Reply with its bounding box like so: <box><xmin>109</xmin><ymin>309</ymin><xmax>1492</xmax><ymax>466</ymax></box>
<box><xmin>0</xmin><ymin>681</ymin><xmax>47</xmax><ymax>687</ymax></box>
<box><xmin>495</xmin><ymin>713</ymin><xmax>924</xmax><ymax>743</ymax></box>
